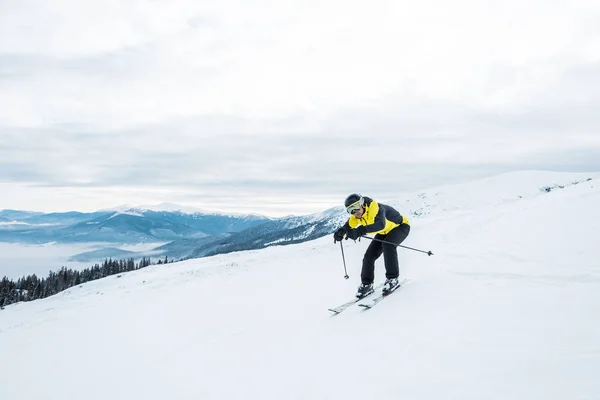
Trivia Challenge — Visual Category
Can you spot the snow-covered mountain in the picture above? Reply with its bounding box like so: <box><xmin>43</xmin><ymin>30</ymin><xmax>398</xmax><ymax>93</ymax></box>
<box><xmin>0</xmin><ymin>207</ymin><xmax>271</xmax><ymax>244</ymax></box>
<box><xmin>1</xmin><ymin>170</ymin><xmax>599</xmax><ymax>400</ymax></box>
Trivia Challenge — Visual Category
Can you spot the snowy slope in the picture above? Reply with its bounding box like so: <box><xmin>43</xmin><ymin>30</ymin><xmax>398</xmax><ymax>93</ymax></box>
<box><xmin>1</xmin><ymin>172</ymin><xmax>599</xmax><ymax>400</ymax></box>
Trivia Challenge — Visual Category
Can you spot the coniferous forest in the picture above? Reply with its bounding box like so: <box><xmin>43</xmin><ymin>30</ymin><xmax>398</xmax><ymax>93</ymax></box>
<box><xmin>0</xmin><ymin>256</ymin><xmax>171</xmax><ymax>309</ymax></box>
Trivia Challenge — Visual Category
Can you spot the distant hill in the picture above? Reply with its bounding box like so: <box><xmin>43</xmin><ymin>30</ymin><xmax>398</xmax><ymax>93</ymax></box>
<box><xmin>0</xmin><ymin>207</ymin><xmax>271</xmax><ymax>244</ymax></box>
<box><xmin>68</xmin><ymin>247</ymin><xmax>139</xmax><ymax>262</ymax></box>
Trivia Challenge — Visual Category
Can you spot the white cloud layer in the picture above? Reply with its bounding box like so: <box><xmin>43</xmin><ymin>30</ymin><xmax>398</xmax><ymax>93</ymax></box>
<box><xmin>1</xmin><ymin>0</ymin><xmax>599</xmax><ymax>216</ymax></box>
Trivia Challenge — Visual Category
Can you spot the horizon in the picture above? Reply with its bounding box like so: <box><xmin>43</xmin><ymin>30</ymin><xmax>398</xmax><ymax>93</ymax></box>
<box><xmin>2</xmin><ymin>168</ymin><xmax>599</xmax><ymax>218</ymax></box>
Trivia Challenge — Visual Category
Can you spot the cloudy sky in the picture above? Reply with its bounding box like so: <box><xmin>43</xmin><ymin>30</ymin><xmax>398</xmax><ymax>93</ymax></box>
<box><xmin>1</xmin><ymin>0</ymin><xmax>599</xmax><ymax>216</ymax></box>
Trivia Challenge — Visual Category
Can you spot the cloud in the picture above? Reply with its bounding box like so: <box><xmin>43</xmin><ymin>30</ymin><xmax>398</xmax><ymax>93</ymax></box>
<box><xmin>0</xmin><ymin>0</ymin><xmax>599</xmax><ymax>216</ymax></box>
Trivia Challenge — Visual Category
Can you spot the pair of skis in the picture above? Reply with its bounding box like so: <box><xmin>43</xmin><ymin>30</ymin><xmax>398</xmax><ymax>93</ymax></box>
<box><xmin>328</xmin><ymin>278</ymin><xmax>408</xmax><ymax>314</ymax></box>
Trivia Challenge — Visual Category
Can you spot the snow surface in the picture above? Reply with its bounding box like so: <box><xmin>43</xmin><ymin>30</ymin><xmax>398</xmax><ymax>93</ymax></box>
<box><xmin>1</xmin><ymin>171</ymin><xmax>599</xmax><ymax>400</ymax></box>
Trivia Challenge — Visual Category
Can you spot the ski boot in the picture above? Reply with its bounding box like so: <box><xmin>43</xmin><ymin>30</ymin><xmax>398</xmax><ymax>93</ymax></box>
<box><xmin>382</xmin><ymin>278</ymin><xmax>399</xmax><ymax>295</ymax></box>
<box><xmin>356</xmin><ymin>283</ymin><xmax>374</xmax><ymax>299</ymax></box>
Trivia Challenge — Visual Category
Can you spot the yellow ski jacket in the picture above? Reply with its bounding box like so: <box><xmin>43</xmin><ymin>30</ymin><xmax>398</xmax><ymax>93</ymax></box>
<box><xmin>344</xmin><ymin>196</ymin><xmax>409</xmax><ymax>235</ymax></box>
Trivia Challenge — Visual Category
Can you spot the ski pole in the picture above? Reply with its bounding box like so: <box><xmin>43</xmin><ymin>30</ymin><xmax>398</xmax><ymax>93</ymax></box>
<box><xmin>362</xmin><ymin>235</ymin><xmax>434</xmax><ymax>256</ymax></box>
<box><xmin>339</xmin><ymin>241</ymin><xmax>350</xmax><ymax>279</ymax></box>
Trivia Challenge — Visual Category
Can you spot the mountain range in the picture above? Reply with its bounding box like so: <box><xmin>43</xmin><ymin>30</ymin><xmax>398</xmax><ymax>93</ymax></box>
<box><xmin>0</xmin><ymin>208</ymin><xmax>271</xmax><ymax>244</ymax></box>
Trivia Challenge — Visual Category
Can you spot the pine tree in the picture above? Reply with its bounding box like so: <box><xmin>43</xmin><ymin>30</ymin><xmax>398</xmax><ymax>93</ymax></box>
<box><xmin>0</xmin><ymin>255</ymin><xmax>158</xmax><ymax>308</ymax></box>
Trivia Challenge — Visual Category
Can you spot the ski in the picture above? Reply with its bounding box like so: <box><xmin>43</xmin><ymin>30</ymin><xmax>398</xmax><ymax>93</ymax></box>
<box><xmin>358</xmin><ymin>278</ymin><xmax>409</xmax><ymax>309</ymax></box>
<box><xmin>328</xmin><ymin>283</ymin><xmax>385</xmax><ymax>314</ymax></box>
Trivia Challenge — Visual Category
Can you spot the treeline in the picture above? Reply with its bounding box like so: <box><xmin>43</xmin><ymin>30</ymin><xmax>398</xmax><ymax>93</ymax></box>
<box><xmin>0</xmin><ymin>256</ymin><xmax>171</xmax><ymax>309</ymax></box>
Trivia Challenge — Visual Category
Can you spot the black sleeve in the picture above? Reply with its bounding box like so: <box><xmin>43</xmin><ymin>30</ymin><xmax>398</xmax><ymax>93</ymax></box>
<box><xmin>342</xmin><ymin>220</ymin><xmax>351</xmax><ymax>231</ymax></box>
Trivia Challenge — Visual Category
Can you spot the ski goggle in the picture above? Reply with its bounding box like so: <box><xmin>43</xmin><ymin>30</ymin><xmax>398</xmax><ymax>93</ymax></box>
<box><xmin>346</xmin><ymin>200</ymin><xmax>363</xmax><ymax>214</ymax></box>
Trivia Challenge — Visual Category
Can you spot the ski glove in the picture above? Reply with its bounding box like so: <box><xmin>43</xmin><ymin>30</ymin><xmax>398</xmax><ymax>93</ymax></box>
<box><xmin>346</xmin><ymin>225</ymin><xmax>366</xmax><ymax>240</ymax></box>
<box><xmin>333</xmin><ymin>227</ymin><xmax>346</xmax><ymax>243</ymax></box>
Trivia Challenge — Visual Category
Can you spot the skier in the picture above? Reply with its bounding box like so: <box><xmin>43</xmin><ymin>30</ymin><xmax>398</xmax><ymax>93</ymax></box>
<box><xmin>333</xmin><ymin>193</ymin><xmax>410</xmax><ymax>298</ymax></box>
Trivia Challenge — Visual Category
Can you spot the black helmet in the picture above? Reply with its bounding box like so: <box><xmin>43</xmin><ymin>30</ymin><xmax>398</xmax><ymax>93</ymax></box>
<box><xmin>344</xmin><ymin>193</ymin><xmax>363</xmax><ymax>214</ymax></box>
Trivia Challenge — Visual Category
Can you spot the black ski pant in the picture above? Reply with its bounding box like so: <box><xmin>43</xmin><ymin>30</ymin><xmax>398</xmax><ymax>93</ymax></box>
<box><xmin>361</xmin><ymin>224</ymin><xmax>410</xmax><ymax>285</ymax></box>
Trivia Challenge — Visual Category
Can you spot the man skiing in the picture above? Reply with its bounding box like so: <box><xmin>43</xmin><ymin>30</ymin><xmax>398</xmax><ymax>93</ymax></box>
<box><xmin>333</xmin><ymin>193</ymin><xmax>410</xmax><ymax>298</ymax></box>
